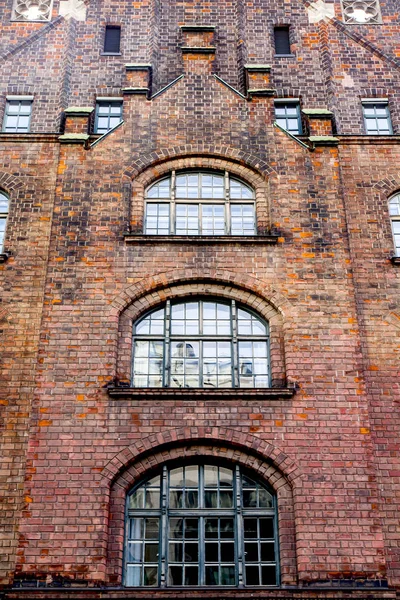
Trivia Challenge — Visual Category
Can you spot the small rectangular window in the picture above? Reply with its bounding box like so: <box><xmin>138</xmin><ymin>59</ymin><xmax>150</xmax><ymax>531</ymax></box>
<box><xmin>3</xmin><ymin>98</ymin><xmax>32</xmax><ymax>133</ymax></box>
<box><xmin>104</xmin><ymin>25</ymin><xmax>121</xmax><ymax>54</ymax></box>
<box><xmin>95</xmin><ymin>100</ymin><xmax>123</xmax><ymax>134</ymax></box>
<box><xmin>274</xmin><ymin>101</ymin><xmax>302</xmax><ymax>135</ymax></box>
<box><xmin>362</xmin><ymin>101</ymin><xmax>392</xmax><ymax>135</ymax></box>
<box><xmin>274</xmin><ymin>27</ymin><xmax>291</xmax><ymax>55</ymax></box>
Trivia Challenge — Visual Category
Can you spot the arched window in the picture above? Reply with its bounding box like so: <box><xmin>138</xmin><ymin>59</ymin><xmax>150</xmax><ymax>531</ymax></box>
<box><xmin>144</xmin><ymin>171</ymin><xmax>255</xmax><ymax>236</ymax></box>
<box><xmin>132</xmin><ymin>298</ymin><xmax>270</xmax><ymax>388</ymax></box>
<box><xmin>125</xmin><ymin>462</ymin><xmax>278</xmax><ymax>588</ymax></box>
<box><xmin>389</xmin><ymin>194</ymin><xmax>400</xmax><ymax>257</ymax></box>
<box><xmin>0</xmin><ymin>191</ymin><xmax>9</xmax><ymax>252</ymax></box>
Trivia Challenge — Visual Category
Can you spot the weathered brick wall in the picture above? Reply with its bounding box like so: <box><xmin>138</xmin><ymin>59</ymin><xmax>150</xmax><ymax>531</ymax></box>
<box><xmin>0</xmin><ymin>0</ymin><xmax>399</xmax><ymax>596</ymax></box>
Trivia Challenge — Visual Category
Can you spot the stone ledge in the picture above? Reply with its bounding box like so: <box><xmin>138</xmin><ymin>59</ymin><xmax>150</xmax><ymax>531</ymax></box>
<box><xmin>64</xmin><ymin>106</ymin><xmax>94</xmax><ymax>115</ymax></box>
<box><xmin>123</xmin><ymin>234</ymin><xmax>280</xmax><ymax>244</ymax></box>
<box><xmin>107</xmin><ymin>387</ymin><xmax>296</xmax><ymax>400</ymax></box>
<box><xmin>125</xmin><ymin>63</ymin><xmax>152</xmax><ymax>71</ymax></box>
<box><xmin>180</xmin><ymin>25</ymin><xmax>216</xmax><ymax>31</ymax></box>
<box><xmin>58</xmin><ymin>133</ymin><xmax>89</xmax><ymax>143</ymax></box>
<box><xmin>247</xmin><ymin>89</ymin><xmax>276</xmax><ymax>97</ymax></box>
<box><xmin>244</xmin><ymin>64</ymin><xmax>272</xmax><ymax>72</ymax></box>
<box><xmin>302</xmin><ymin>108</ymin><xmax>333</xmax><ymax>117</ymax></box>
<box><xmin>309</xmin><ymin>135</ymin><xmax>339</xmax><ymax>146</ymax></box>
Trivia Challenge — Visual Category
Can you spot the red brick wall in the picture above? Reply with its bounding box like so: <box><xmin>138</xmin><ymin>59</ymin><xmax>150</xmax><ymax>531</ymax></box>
<box><xmin>0</xmin><ymin>0</ymin><xmax>399</xmax><ymax>597</ymax></box>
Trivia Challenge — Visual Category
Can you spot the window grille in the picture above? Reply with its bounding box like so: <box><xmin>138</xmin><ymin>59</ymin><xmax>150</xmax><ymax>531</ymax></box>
<box><xmin>3</xmin><ymin>99</ymin><xmax>32</xmax><ymax>133</ymax></box>
<box><xmin>274</xmin><ymin>102</ymin><xmax>302</xmax><ymax>135</ymax></box>
<box><xmin>132</xmin><ymin>299</ymin><xmax>270</xmax><ymax>389</ymax></box>
<box><xmin>362</xmin><ymin>101</ymin><xmax>392</xmax><ymax>135</ymax></box>
<box><xmin>341</xmin><ymin>0</ymin><xmax>381</xmax><ymax>23</ymax></box>
<box><xmin>145</xmin><ymin>172</ymin><xmax>255</xmax><ymax>236</ymax></box>
<box><xmin>12</xmin><ymin>0</ymin><xmax>53</xmax><ymax>21</ymax></box>
<box><xmin>94</xmin><ymin>100</ymin><xmax>123</xmax><ymax>134</ymax></box>
<box><xmin>125</xmin><ymin>463</ymin><xmax>279</xmax><ymax>588</ymax></box>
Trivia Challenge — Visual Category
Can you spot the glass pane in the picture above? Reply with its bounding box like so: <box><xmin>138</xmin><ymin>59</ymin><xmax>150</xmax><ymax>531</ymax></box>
<box><xmin>0</xmin><ymin>194</ymin><xmax>9</xmax><ymax>212</ymax></box>
<box><xmin>245</xmin><ymin>542</ymin><xmax>259</xmax><ymax>561</ymax></box>
<box><xmin>144</xmin><ymin>543</ymin><xmax>158</xmax><ymax>562</ymax></box>
<box><xmin>170</xmin><ymin>518</ymin><xmax>183</xmax><ymax>539</ymax></box>
<box><xmin>262</xmin><ymin>565</ymin><xmax>276</xmax><ymax>585</ymax></box>
<box><xmin>185</xmin><ymin>566</ymin><xmax>198</xmax><ymax>585</ymax></box>
<box><xmin>259</xmin><ymin>518</ymin><xmax>274</xmax><ymax>539</ymax></box>
<box><xmin>245</xmin><ymin>565</ymin><xmax>260</xmax><ymax>585</ymax></box>
<box><xmin>220</xmin><ymin>519</ymin><xmax>234</xmax><ymax>538</ymax></box>
<box><xmin>145</xmin><ymin>518</ymin><xmax>159</xmax><ymax>539</ymax></box>
<box><xmin>143</xmin><ymin>566</ymin><xmax>158</xmax><ymax>586</ymax></box>
<box><xmin>127</xmin><ymin>542</ymin><xmax>142</xmax><ymax>562</ymax></box>
<box><xmin>169</xmin><ymin>566</ymin><xmax>183</xmax><ymax>585</ymax></box>
<box><xmin>261</xmin><ymin>543</ymin><xmax>275</xmax><ymax>562</ymax></box>
<box><xmin>205</xmin><ymin>565</ymin><xmax>219</xmax><ymax>585</ymax></box>
<box><xmin>220</xmin><ymin>566</ymin><xmax>235</xmax><ymax>585</ymax></box>
<box><xmin>205</xmin><ymin>542</ymin><xmax>218</xmax><ymax>562</ymax></box>
<box><xmin>169</xmin><ymin>542</ymin><xmax>183</xmax><ymax>562</ymax></box>
<box><xmin>204</xmin><ymin>518</ymin><xmax>218</xmax><ymax>538</ymax></box>
<box><xmin>126</xmin><ymin>565</ymin><xmax>141</xmax><ymax>586</ymax></box>
<box><xmin>129</xmin><ymin>518</ymin><xmax>144</xmax><ymax>539</ymax></box>
<box><xmin>204</xmin><ymin>465</ymin><xmax>218</xmax><ymax>486</ymax></box>
<box><xmin>185</xmin><ymin>542</ymin><xmax>198</xmax><ymax>562</ymax></box>
<box><xmin>170</xmin><ymin>467</ymin><xmax>184</xmax><ymax>487</ymax></box>
<box><xmin>221</xmin><ymin>542</ymin><xmax>234</xmax><ymax>562</ymax></box>
<box><xmin>244</xmin><ymin>518</ymin><xmax>258</xmax><ymax>538</ymax></box>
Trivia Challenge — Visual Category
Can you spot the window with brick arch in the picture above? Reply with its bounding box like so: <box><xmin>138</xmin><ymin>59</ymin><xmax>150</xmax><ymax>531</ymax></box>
<box><xmin>124</xmin><ymin>462</ymin><xmax>279</xmax><ymax>588</ymax></box>
<box><xmin>389</xmin><ymin>193</ymin><xmax>400</xmax><ymax>257</ymax></box>
<box><xmin>132</xmin><ymin>298</ymin><xmax>270</xmax><ymax>388</ymax></box>
<box><xmin>144</xmin><ymin>171</ymin><xmax>256</xmax><ymax>236</ymax></box>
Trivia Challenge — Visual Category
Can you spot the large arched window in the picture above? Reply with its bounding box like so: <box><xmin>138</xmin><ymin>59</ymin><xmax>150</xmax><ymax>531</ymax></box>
<box><xmin>389</xmin><ymin>194</ymin><xmax>400</xmax><ymax>256</ymax></box>
<box><xmin>132</xmin><ymin>298</ymin><xmax>270</xmax><ymax>388</ymax></box>
<box><xmin>0</xmin><ymin>191</ymin><xmax>9</xmax><ymax>252</ymax></box>
<box><xmin>144</xmin><ymin>171</ymin><xmax>255</xmax><ymax>236</ymax></box>
<box><xmin>125</xmin><ymin>462</ymin><xmax>278</xmax><ymax>588</ymax></box>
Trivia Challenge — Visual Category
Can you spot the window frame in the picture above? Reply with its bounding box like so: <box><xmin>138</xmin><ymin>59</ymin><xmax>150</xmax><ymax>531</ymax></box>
<box><xmin>0</xmin><ymin>191</ymin><xmax>9</xmax><ymax>253</ymax></box>
<box><xmin>273</xmin><ymin>26</ymin><xmax>292</xmax><ymax>56</ymax></box>
<box><xmin>94</xmin><ymin>99</ymin><xmax>123</xmax><ymax>134</ymax></box>
<box><xmin>131</xmin><ymin>298</ymin><xmax>271</xmax><ymax>389</ymax></box>
<box><xmin>274</xmin><ymin>100</ymin><xmax>302</xmax><ymax>135</ymax></box>
<box><xmin>2</xmin><ymin>97</ymin><xmax>33</xmax><ymax>133</ymax></box>
<box><xmin>362</xmin><ymin>100</ymin><xmax>392</xmax><ymax>135</ymax></box>
<box><xmin>389</xmin><ymin>194</ymin><xmax>400</xmax><ymax>257</ymax></box>
<box><xmin>103</xmin><ymin>25</ymin><xmax>121</xmax><ymax>55</ymax></box>
<box><xmin>144</xmin><ymin>171</ymin><xmax>257</xmax><ymax>236</ymax></box>
<box><xmin>124</xmin><ymin>462</ymin><xmax>279</xmax><ymax>588</ymax></box>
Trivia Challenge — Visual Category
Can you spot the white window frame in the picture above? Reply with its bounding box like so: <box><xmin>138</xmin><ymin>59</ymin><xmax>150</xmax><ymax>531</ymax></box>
<box><xmin>2</xmin><ymin>96</ymin><xmax>33</xmax><ymax>133</ymax></box>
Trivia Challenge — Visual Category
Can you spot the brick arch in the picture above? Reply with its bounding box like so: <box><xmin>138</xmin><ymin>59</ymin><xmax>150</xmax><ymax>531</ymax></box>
<box><xmin>110</xmin><ymin>269</ymin><xmax>292</xmax><ymax>318</ymax></box>
<box><xmin>112</xmin><ymin>272</ymin><xmax>292</xmax><ymax>387</ymax></box>
<box><xmin>0</xmin><ymin>171</ymin><xmax>26</xmax><ymax>194</ymax></box>
<box><xmin>104</xmin><ymin>430</ymin><xmax>300</xmax><ymax>586</ymax></box>
<box><xmin>125</xmin><ymin>152</ymin><xmax>275</xmax><ymax>233</ymax></box>
<box><xmin>373</xmin><ymin>176</ymin><xmax>400</xmax><ymax>196</ymax></box>
<box><xmin>123</xmin><ymin>145</ymin><xmax>277</xmax><ymax>181</ymax></box>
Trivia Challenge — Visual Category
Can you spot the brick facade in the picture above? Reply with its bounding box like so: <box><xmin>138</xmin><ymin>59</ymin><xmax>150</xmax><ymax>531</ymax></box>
<box><xmin>0</xmin><ymin>0</ymin><xmax>399</xmax><ymax>598</ymax></box>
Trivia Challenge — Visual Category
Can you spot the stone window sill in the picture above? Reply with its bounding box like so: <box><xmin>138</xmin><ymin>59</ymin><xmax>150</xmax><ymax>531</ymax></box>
<box><xmin>107</xmin><ymin>387</ymin><xmax>296</xmax><ymax>400</ymax></box>
<box><xmin>391</xmin><ymin>256</ymin><xmax>400</xmax><ymax>265</ymax></box>
<box><xmin>123</xmin><ymin>234</ymin><xmax>280</xmax><ymax>245</ymax></box>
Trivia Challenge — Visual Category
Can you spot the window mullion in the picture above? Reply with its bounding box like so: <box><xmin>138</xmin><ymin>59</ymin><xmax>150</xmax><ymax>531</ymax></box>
<box><xmin>225</xmin><ymin>171</ymin><xmax>230</xmax><ymax>234</ymax></box>
<box><xmin>160</xmin><ymin>465</ymin><xmax>168</xmax><ymax>587</ymax></box>
<box><xmin>165</xmin><ymin>300</ymin><xmax>171</xmax><ymax>386</ymax></box>
<box><xmin>235</xmin><ymin>465</ymin><xmax>244</xmax><ymax>587</ymax></box>
<box><xmin>231</xmin><ymin>300</ymin><xmax>239</xmax><ymax>388</ymax></box>
<box><xmin>170</xmin><ymin>171</ymin><xmax>176</xmax><ymax>234</ymax></box>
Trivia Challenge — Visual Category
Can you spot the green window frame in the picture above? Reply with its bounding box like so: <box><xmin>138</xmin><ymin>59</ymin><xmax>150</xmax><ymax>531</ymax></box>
<box><xmin>132</xmin><ymin>298</ymin><xmax>270</xmax><ymax>389</ymax></box>
<box><xmin>362</xmin><ymin>101</ymin><xmax>392</xmax><ymax>135</ymax></box>
<box><xmin>2</xmin><ymin>98</ymin><xmax>32</xmax><ymax>133</ymax></box>
<box><xmin>94</xmin><ymin>100</ymin><xmax>123</xmax><ymax>134</ymax></box>
<box><xmin>125</xmin><ymin>462</ymin><xmax>279</xmax><ymax>588</ymax></box>
<box><xmin>274</xmin><ymin>101</ymin><xmax>302</xmax><ymax>135</ymax></box>
<box><xmin>144</xmin><ymin>171</ymin><xmax>256</xmax><ymax>236</ymax></box>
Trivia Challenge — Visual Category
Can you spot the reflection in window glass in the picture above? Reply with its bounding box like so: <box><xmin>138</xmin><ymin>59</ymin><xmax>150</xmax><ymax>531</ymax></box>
<box><xmin>144</xmin><ymin>172</ymin><xmax>255</xmax><ymax>235</ymax></box>
<box><xmin>95</xmin><ymin>101</ymin><xmax>123</xmax><ymax>134</ymax></box>
<box><xmin>132</xmin><ymin>299</ymin><xmax>269</xmax><ymax>388</ymax></box>
<box><xmin>274</xmin><ymin>101</ymin><xmax>302</xmax><ymax>134</ymax></box>
<box><xmin>0</xmin><ymin>191</ymin><xmax>9</xmax><ymax>252</ymax></box>
<box><xmin>362</xmin><ymin>102</ymin><xmax>392</xmax><ymax>135</ymax></box>
<box><xmin>3</xmin><ymin>100</ymin><xmax>32</xmax><ymax>133</ymax></box>
<box><xmin>389</xmin><ymin>194</ymin><xmax>400</xmax><ymax>256</ymax></box>
<box><xmin>125</xmin><ymin>463</ymin><xmax>278</xmax><ymax>588</ymax></box>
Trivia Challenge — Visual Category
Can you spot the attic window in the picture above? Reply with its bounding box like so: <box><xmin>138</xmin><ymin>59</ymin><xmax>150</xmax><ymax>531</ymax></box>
<box><xmin>341</xmin><ymin>0</ymin><xmax>382</xmax><ymax>24</ymax></box>
<box><xmin>12</xmin><ymin>0</ymin><xmax>53</xmax><ymax>21</ymax></box>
